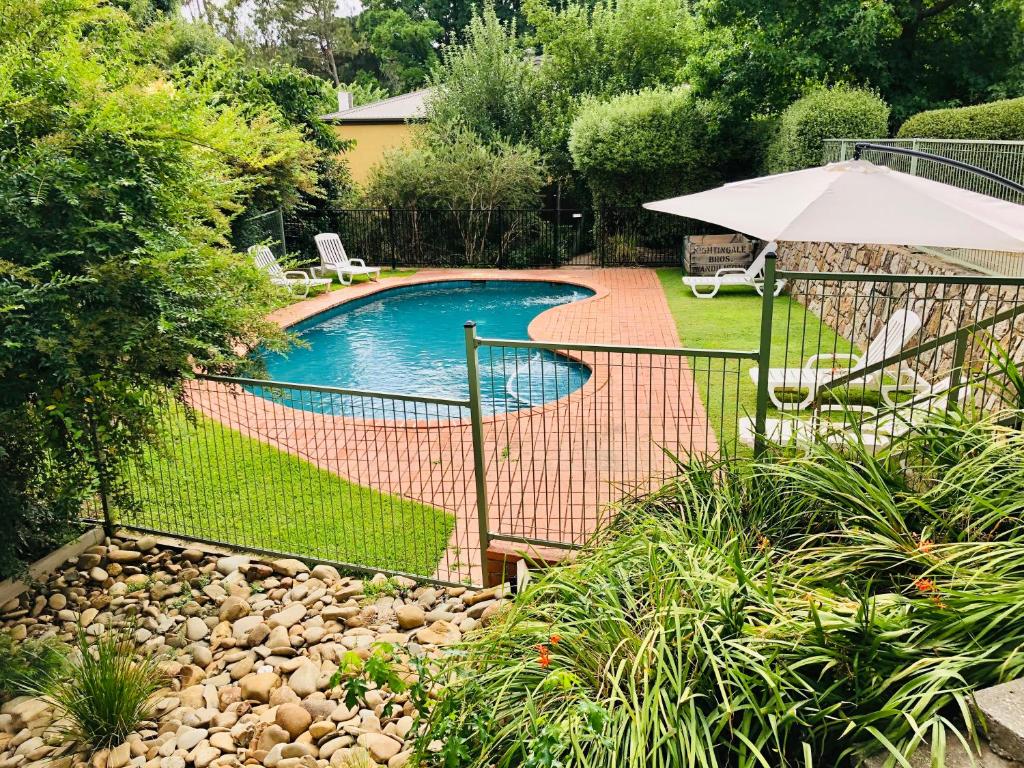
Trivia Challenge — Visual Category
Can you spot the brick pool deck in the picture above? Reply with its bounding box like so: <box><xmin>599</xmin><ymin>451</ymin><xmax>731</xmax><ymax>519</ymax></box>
<box><xmin>186</xmin><ymin>268</ymin><xmax>716</xmax><ymax>584</ymax></box>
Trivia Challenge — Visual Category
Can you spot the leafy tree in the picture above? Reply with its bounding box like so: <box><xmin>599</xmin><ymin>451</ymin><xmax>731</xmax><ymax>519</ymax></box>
<box><xmin>364</xmin><ymin>0</ymin><xmax>528</xmax><ymax>43</ymax></box>
<box><xmin>0</xmin><ymin>0</ymin><xmax>297</xmax><ymax>576</ymax></box>
<box><xmin>765</xmin><ymin>86</ymin><xmax>890</xmax><ymax>173</ymax></box>
<box><xmin>687</xmin><ymin>0</ymin><xmax>1024</xmax><ymax>128</ymax></box>
<box><xmin>569</xmin><ymin>87</ymin><xmax>723</xmax><ymax>206</ymax></box>
<box><xmin>427</xmin><ymin>5</ymin><xmax>539</xmax><ymax>146</ymax></box>
<box><xmin>363</xmin><ymin>127</ymin><xmax>545</xmax><ymax>210</ymax></box>
<box><xmin>357</xmin><ymin>9</ymin><xmax>442</xmax><ymax>92</ymax></box>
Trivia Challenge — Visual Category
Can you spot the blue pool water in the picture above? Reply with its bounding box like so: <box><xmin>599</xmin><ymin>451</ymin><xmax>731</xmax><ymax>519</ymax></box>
<box><xmin>255</xmin><ymin>280</ymin><xmax>594</xmax><ymax>418</ymax></box>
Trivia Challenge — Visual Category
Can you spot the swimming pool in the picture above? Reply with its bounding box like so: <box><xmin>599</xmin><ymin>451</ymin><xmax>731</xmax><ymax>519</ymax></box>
<box><xmin>255</xmin><ymin>280</ymin><xmax>595</xmax><ymax>418</ymax></box>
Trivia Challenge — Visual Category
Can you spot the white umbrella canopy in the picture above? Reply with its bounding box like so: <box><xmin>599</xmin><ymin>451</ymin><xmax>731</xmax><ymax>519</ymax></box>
<box><xmin>644</xmin><ymin>160</ymin><xmax>1024</xmax><ymax>252</ymax></box>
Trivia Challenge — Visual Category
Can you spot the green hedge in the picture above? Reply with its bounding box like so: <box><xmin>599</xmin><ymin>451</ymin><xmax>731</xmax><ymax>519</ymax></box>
<box><xmin>568</xmin><ymin>87</ymin><xmax>723</xmax><ymax>206</ymax></box>
<box><xmin>898</xmin><ymin>97</ymin><xmax>1024</xmax><ymax>140</ymax></box>
<box><xmin>765</xmin><ymin>85</ymin><xmax>890</xmax><ymax>173</ymax></box>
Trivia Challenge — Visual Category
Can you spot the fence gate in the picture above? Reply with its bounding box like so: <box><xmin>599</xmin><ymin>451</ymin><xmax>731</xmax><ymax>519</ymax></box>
<box><xmin>464</xmin><ymin>323</ymin><xmax>756</xmax><ymax>585</ymax></box>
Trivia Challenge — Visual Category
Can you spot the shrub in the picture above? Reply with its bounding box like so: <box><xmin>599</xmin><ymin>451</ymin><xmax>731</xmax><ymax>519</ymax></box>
<box><xmin>568</xmin><ymin>87</ymin><xmax>723</xmax><ymax>206</ymax></box>
<box><xmin>39</xmin><ymin>626</ymin><xmax>166</xmax><ymax>752</ymax></box>
<box><xmin>419</xmin><ymin>407</ymin><xmax>1024</xmax><ymax>767</ymax></box>
<box><xmin>898</xmin><ymin>96</ymin><xmax>1024</xmax><ymax>140</ymax></box>
<box><xmin>0</xmin><ymin>633</ymin><xmax>66</xmax><ymax>699</ymax></box>
<box><xmin>764</xmin><ymin>85</ymin><xmax>890</xmax><ymax>173</ymax></box>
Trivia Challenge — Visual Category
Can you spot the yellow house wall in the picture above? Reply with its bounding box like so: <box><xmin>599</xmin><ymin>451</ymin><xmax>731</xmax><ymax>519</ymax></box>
<box><xmin>332</xmin><ymin>122</ymin><xmax>421</xmax><ymax>185</ymax></box>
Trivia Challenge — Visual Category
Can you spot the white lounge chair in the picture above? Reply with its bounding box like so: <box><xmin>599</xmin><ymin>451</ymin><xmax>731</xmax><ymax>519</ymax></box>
<box><xmin>250</xmin><ymin>245</ymin><xmax>331</xmax><ymax>298</ymax></box>
<box><xmin>739</xmin><ymin>376</ymin><xmax>968</xmax><ymax>451</ymax></box>
<box><xmin>683</xmin><ymin>242</ymin><xmax>787</xmax><ymax>299</ymax></box>
<box><xmin>314</xmin><ymin>233</ymin><xmax>381</xmax><ymax>285</ymax></box>
<box><xmin>750</xmin><ymin>308</ymin><xmax>923</xmax><ymax>410</ymax></box>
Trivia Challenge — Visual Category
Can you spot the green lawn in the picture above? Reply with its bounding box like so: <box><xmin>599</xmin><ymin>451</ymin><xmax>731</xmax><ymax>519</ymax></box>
<box><xmin>656</xmin><ymin>268</ymin><xmax>855</xmax><ymax>451</ymax></box>
<box><xmin>125</xmin><ymin>411</ymin><xmax>454</xmax><ymax>576</ymax></box>
<box><xmin>325</xmin><ymin>268</ymin><xmax>418</xmax><ymax>293</ymax></box>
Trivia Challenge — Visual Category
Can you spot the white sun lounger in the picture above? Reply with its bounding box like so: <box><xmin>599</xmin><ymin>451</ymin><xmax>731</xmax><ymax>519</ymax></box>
<box><xmin>740</xmin><ymin>375</ymin><xmax>967</xmax><ymax>451</ymax></box>
<box><xmin>250</xmin><ymin>245</ymin><xmax>331</xmax><ymax>298</ymax></box>
<box><xmin>683</xmin><ymin>241</ymin><xmax>787</xmax><ymax>299</ymax></box>
<box><xmin>314</xmin><ymin>233</ymin><xmax>381</xmax><ymax>285</ymax></box>
<box><xmin>750</xmin><ymin>308</ymin><xmax>923</xmax><ymax>410</ymax></box>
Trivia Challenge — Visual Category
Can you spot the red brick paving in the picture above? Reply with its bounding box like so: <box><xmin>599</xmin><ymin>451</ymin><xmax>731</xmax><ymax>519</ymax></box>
<box><xmin>185</xmin><ymin>268</ymin><xmax>715</xmax><ymax>584</ymax></box>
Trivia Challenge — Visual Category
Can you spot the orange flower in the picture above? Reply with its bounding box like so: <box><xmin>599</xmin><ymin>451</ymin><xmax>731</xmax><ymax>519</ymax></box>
<box><xmin>918</xmin><ymin>539</ymin><xmax>934</xmax><ymax>555</ymax></box>
<box><xmin>536</xmin><ymin>643</ymin><xmax>551</xmax><ymax>668</ymax></box>
<box><xmin>913</xmin><ymin>577</ymin><xmax>935</xmax><ymax>593</ymax></box>
<box><xmin>549</xmin><ymin>634</ymin><xmax>561</xmax><ymax>646</ymax></box>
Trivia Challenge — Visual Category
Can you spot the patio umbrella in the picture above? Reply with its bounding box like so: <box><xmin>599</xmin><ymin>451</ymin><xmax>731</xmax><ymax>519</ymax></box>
<box><xmin>644</xmin><ymin>159</ymin><xmax>1024</xmax><ymax>252</ymax></box>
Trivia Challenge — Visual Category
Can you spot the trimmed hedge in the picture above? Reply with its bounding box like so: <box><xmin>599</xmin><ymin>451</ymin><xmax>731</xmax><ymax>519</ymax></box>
<box><xmin>568</xmin><ymin>87</ymin><xmax>723</xmax><ymax>206</ymax></box>
<box><xmin>764</xmin><ymin>85</ymin><xmax>890</xmax><ymax>173</ymax></box>
<box><xmin>898</xmin><ymin>97</ymin><xmax>1024</xmax><ymax>140</ymax></box>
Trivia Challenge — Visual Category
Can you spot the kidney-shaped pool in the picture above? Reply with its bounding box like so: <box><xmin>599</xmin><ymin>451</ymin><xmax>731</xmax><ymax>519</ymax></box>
<box><xmin>253</xmin><ymin>280</ymin><xmax>595</xmax><ymax>418</ymax></box>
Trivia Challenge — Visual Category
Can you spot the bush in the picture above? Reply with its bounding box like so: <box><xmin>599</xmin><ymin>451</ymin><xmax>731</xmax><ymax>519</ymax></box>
<box><xmin>898</xmin><ymin>96</ymin><xmax>1024</xmax><ymax>140</ymax></box>
<box><xmin>0</xmin><ymin>633</ymin><xmax>66</xmax><ymax>699</ymax></box>
<box><xmin>419</xmin><ymin>407</ymin><xmax>1024</xmax><ymax>767</ymax></box>
<box><xmin>568</xmin><ymin>87</ymin><xmax>723</xmax><ymax>206</ymax></box>
<box><xmin>764</xmin><ymin>85</ymin><xmax>890</xmax><ymax>173</ymax></box>
<box><xmin>38</xmin><ymin>627</ymin><xmax>166</xmax><ymax>752</ymax></box>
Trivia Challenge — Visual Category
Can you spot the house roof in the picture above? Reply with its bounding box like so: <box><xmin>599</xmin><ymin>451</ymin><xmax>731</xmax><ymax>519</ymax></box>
<box><xmin>321</xmin><ymin>88</ymin><xmax>432</xmax><ymax>123</ymax></box>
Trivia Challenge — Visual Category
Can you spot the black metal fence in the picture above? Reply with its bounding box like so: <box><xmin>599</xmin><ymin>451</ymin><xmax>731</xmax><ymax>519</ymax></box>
<box><xmin>237</xmin><ymin>206</ymin><xmax>720</xmax><ymax>269</ymax></box>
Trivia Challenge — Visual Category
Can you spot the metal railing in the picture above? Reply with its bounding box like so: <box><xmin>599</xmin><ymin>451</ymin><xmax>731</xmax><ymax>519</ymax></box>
<box><xmin>115</xmin><ymin>376</ymin><xmax>481</xmax><ymax>587</ymax></box>
<box><xmin>466</xmin><ymin>325</ymin><xmax>754</xmax><ymax>562</ymax></box>
<box><xmin>824</xmin><ymin>139</ymin><xmax>1024</xmax><ymax>276</ymax></box>
<box><xmin>259</xmin><ymin>207</ymin><xmax>717</xmax><ymax>270</ymax></box>
<box><xmin>100</xmin><ymin>266</ymin><xmax>1024</xmax><ymax>587</ymax></box>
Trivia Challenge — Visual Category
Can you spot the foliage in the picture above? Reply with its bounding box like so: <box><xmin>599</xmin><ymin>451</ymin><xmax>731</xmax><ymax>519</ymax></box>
<box><xmin>898</xmin><ymin>96</ymin><xmax>1024</xmax><ymax>141</ymax></box>
<box><xmin>419</xmin><ymin>407</ymin><xmax>1024</xmax><ymax>766</ymax></box>
<box><xmin>365</xmin><ymin>0</ymin><xmax>529</xmax><ymax>44</ymax></box>
<box><xmin>35</xmin><ymin>626</ymin><xmax>166</xmax><ymax>752</ymax></box>
<box><xmin>363</xmin><ymin>127</ymin><xmax>545</xmax><ymax>210</ymax></box>
<box><xmin>358</xmin><ymin>9</ymin><xmax>442</xmax><ymax>93</ymax></box>
<box><xmin>0</xmin><ymin>633</ymin><xmax>66</xmax><ymax>699</ymax></box>
<box><xmin>687</xmin><ymin>0</ymin><xmax>1024</xmax><ymax>129</ymax></box>
<box><xmin>427</xmin><ymin>4</ymin><xmax>540</xmax><ymax>146</ymax></box>
<box><xmin>0</xmin><ymin>0</ymin><xmax>291</xmax><ymax>577</ymax></box>
<box><xmin>764</xmin><ymin>85</ymin><xmax>891</xmax><ymax>173</ymax></box>
<box><xmin>569</xmin><ymin>87</ymin><xmax>723</xmax><ymax>206</ymax></box>
<box><xmin>525</xmin><ymin>0</ymin><xmax>693</xmax><ymax>182</ymax></box>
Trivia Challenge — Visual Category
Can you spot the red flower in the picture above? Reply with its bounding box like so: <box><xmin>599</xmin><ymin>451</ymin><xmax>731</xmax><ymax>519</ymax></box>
<box><xmin>913</xmin><ymin>577</ymin><xmax>935</xmax><ymax>593</ymax></box>
<box><xmin>549</xmin><ymin>634</ymin><xmax>561</xmax><ymax>646</ymax></box>
<box><xmin>918</xmin><ymin>539</ymin><xmax>934</xmax><ymax>555</ymax></box>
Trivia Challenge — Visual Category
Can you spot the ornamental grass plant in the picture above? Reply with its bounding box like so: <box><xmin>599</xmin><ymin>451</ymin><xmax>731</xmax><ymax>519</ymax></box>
<box><xmin>419</xmin><ymin>405</ymin><xmax>1024</xmax><ymax>768</ymax></box>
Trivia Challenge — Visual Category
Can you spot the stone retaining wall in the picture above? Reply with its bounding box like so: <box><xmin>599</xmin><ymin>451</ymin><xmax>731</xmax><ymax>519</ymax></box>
<box><xmin>776</xmin><ymin>241</ymin><xmax>1024</xmax><ymax>383</ymax></box>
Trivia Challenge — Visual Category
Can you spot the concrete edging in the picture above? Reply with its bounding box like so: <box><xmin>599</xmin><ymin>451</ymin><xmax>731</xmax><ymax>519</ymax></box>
<box><xmin>0</xmin><ymin>527</ymin><xmax>105</xmax><ymax>607</ymax></box>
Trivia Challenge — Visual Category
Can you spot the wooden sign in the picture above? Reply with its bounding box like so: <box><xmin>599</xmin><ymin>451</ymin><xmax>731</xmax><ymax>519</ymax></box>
<box><xmin>684</xmin><ymin>234</ymin><xmax>754</xmax><ymax>276</ymax></box>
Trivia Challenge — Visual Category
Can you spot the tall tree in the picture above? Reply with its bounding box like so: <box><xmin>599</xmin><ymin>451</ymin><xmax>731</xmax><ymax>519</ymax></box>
<box><xmin>687</xmin><ymin>0</ymin><xmax>1024</xmax><ymax>126</ymax></box>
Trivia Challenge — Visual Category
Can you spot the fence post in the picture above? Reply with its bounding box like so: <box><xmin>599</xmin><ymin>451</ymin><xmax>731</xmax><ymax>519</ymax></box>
<box><xmin>89</xmin><ymin>417</ymin><xmax>115</xmax><ymax>537</ymax></box>
<box><xmin>388</xmin><ymin>208</ymin><xmax>398</xmax><ymax>271</ymax></box>
<box><xmin>497</xmin><ymin>208</ymin><xmax>505</xmax><ymax>269</ymax></box>
<box><xmin>464</xmin><ymin>322</ymin><xmax>493</xmax><ymax>587</ymax></box>
<box><xmin>910</xmin><ymin>139</ymin><xmax>920</xmax><ymax>177</ymax></box>
<box><xmin>275</xmin><ymin>209</ymin><xmax>287</xmax><ymax>256</ymax></box>
<box><xmin>947</xmin><ymin>327</ymin><xmax>970</xmax><ymax>412</ymax></box>
<box><xmin>753</xmin><ymin>250</ymin><xmax>778</xmax><ymax>457</ymax></box>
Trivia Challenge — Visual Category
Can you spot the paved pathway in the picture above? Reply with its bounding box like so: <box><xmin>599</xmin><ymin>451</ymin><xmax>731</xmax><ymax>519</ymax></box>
<box><xmin>186</xmin><ymin>268</ymin><xmax>716</xmax><ymax>584</ymax></box>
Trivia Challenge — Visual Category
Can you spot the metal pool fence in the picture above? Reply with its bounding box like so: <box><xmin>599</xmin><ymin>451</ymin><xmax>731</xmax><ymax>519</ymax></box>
<box><xmin>754</xmin><ymin>261</ymin><xmax>1024</xmax><ymax>455</ymax></box>
<box><xmin>238</xmin><ymin>206</ymin><xmax>718</xmax><ymax>269</ymax></box>
<box><xmin>97</xmin><ymin>265</ymin><xmax>1024</xmax><ymax>588</ymax></box>
<box><xmin>824</xmin><ymin>138</ymin><xmax>1024</xmax><ymax>276</ymax></box>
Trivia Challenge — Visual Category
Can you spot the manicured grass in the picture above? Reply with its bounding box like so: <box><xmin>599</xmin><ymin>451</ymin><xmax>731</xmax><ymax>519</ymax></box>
<box><xmin>326</xmin><ymin>268</ymin><xmax>418</xmax><ymax>292</ymax></box>
<box><xmin>126</xmin><ymin>411</ymin><xmax>454</xmax><ymax>576</ymax></box>
<box><xmin>656</xmin><ymin>268</ymin><xmax>855</xmax><ymax>450</ymax></box>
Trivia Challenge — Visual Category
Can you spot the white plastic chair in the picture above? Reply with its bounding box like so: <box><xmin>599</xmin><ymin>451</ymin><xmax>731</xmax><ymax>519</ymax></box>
<box><xmin>314</xmin><ymin>233</ymin><xmax>381</xmax><ymax>285</ymax></box>
<box><xmin>683</xmin><ymin>242</ymin><xmax>787</xmax><ymax>299</ymax></box>
<box><xmin>249</xmin><ymin>245</ymin><xmax>331</xmax><ymax>298</ymax></box>
<box><xmin>750</xmin><ymin>309</ymin><xmax>923</xmax><ymax>410</ymax></box>
<box><xmin>740</xmin><ymin>376</ymin><xmax>969</xmax><ymax>451</ymax></box>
